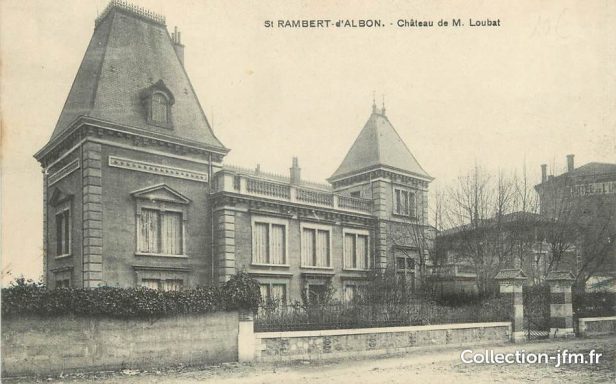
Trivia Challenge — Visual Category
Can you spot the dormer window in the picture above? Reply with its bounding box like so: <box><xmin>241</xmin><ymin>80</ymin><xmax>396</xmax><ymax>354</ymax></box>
<box><xmin>141</xmin><ymin>80</ymin><xmax>175</xmax><ymax>128</ymax></box>
<box><xmin>151</xmin><ymin>93</ymin><xmax>169</xmax><ymax>124</ymax></box>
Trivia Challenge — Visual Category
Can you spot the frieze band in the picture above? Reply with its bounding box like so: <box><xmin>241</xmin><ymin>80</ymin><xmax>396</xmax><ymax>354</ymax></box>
<box><xmin>108</xmin><ymin>156</ymin><xmax>209</xmax><ymax>183</ymax></box>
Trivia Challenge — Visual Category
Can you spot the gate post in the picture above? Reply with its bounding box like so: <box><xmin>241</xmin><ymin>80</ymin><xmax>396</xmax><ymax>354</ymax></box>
<box><xmin>238</xmin><ymin>310</ymin><xmax>255</xmax><ymax>362</ymax></box>
<box><xmin>546</xmin><ymin>271</ymin><xmax>575</xmax><ymax>339</ymax></box>
<box><xmin>495</xmin><ymin>269</ymin><xmax>527</xmax><ymax>343</ymax></box>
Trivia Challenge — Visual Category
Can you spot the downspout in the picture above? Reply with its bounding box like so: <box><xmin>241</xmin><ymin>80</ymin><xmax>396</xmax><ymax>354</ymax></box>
<box><xmin>209</xmin><ymin>152</ymin><xmax>215</xmax><ymax>283</ymax></box>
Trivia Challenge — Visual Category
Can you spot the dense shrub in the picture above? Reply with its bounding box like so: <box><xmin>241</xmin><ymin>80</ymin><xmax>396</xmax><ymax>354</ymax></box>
<box><xmin>573</xmin><ymin>291</ymin><xmax>616</xmax><ymax>318</ymax></box>
<box><xmin>2</xmin><ymin>273</ymin><xmax>261</xmax><ymax>319</ymax></box>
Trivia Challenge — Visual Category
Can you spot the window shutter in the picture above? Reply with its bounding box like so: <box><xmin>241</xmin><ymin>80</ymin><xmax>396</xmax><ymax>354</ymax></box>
<box><xmin>140</xmin><ymin>209</ymin><xmax>160</xmax><ymax>253</ymax></box>
<box><xmin>316</xmin><ymin>230</ymin><xmax>329</xmax><ymax>267</ymax></box>
<box><xmin>161</xmin><ymin>211</ymin><xmax>182</xmax><ymax>255</ymax></box>
<box><xmin>344</xmin><ymin>233</ymin><xmax>355</xmax><ymax>268</ymax></box>
<box><xmin>302</xmin><ymin>228</ymin><xmax>315</xmax><ymax>266</ymax></box>
<box><xmin>270</xmin><ymin>224</ymin><xmax>285</xmax><ymax>264</ymax></box>
<box><xmin>356</xmin><ymin>235</ymin><xmax>368</xmax><ymax>269</ymax></box>
<box><xmin>253</xmin><ymin>223</ymin><xmax>268</xmax><ymax>264</ymax></box>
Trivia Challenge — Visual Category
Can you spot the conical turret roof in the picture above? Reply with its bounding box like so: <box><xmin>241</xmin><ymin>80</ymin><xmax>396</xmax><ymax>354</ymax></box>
<box><xmin>329</xmin><ymin>108</ymin><xmax>431</xmax><ymax>182</ymax></box>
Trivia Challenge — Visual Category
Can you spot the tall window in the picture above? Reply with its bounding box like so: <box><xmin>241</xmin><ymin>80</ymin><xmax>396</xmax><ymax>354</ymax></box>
<box><xmin>301</xmin><ymin>225</ymin><xmax>331</xmax><ymax>268</ymax></box>
<box><xmin>55</xmin><ymin>209</ymin><xmax>71</xmax><ymax>256</ymax></box>
<box><xmin>138</xmin><ymin>209</ymin><xmax>183</xmax><ymax>255</ymax></box>
<box><xmin>343</xmin><ymin>230</ymin><xmax>369</xmax><ymax>270</ymax></box>
<box><xmin>151</xmin><ymin>93</ymin><xmax>169</xmax><ymax>124</ymax></box>
<box><xmin>393</xmin><ymin>187</ymin><xmax>416</xmax><ymax>217</ymax></box>
<box><xmin>253</xmin><ymin>220</ymin><xmax>286</xmax><ymax>265</ymax></box>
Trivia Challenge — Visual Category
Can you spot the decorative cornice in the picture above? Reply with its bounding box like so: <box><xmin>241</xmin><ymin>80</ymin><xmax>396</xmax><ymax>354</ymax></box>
<box><xmin>48</xmin><ymin>159</ymin><xmax>80</xmax><ymax>186</ymax></box>
<box><xmin>109</xmin><ymin>156</ymin><xmax>209</xmax><ymax>183</ymax></box>
<box><xmin>34</xmin><ymin>116</ymin><xmax>229</xmax><ymax>164</ymax></box>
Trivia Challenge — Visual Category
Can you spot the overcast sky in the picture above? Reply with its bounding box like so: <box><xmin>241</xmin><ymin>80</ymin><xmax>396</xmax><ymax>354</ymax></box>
<box><xmin>1</xmin><ymin>0</ymin><xmax>615</xmax><ymax>283</ymax></box>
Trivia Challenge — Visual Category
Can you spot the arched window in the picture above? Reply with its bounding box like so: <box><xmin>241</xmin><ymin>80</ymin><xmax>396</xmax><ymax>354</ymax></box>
<box><xmin>151</xmin><ymin>93</ymin><xmax>169</xmax><ymax>124</ymax></box>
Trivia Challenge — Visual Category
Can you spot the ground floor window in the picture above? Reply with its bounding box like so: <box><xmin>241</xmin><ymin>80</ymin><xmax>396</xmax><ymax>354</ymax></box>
<box><xmin>259</xmin><ymin>282</ymin><xmax>287</xmax><ymax>305</ymax></box>
<box><xmin>55</xmin><ymin>279</ymin><xmax>70</xmax><ymax>289</ymax></box>
<box><xmin>140</xmin><ymin>278</ymin><xmax>184</xmax><ymax>291</ymax></box>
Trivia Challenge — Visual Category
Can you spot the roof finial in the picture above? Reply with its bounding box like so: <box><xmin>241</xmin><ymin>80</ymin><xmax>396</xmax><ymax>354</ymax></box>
<box><xmin>381</xmin><ymin>94</ymin><xmax>386</xmax><ymax>116</ymax></box>
<box><xmin>372</xmin><ymin>91</ymin><xmax>377</xmax><ymax>113</ymax></box>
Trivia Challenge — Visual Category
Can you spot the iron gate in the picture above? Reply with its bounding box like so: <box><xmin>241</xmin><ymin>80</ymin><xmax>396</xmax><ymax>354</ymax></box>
<box><xmin>523</xmin><ymin>285</ymin><xmax>550</xmax><ymax>340</ymax></box>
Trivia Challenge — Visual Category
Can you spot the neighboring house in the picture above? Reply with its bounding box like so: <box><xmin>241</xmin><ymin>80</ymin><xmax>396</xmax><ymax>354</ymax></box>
<box><xmin>432</xmin><ymin>212</ymin><xmax>578</xmax><ymax>294</ymax></box>
<box><xmin>34</xmin><ymin>1</ymin><xmax>434</xmax><ymax>303</ymax></box>
<box><xmin>535</xmin><ymin>156</ymin><xmax>616</xmax><ymax>292</ymax></box>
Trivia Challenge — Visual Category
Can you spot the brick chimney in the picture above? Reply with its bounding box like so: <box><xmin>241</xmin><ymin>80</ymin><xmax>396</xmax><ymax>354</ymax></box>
<box><xmin>171</xmin><ymin>26</ymin><xmax>185</xmax><ymax>66</ymax></box>
<box><xmin>566</xmin><ymin>154</ymin><xmax>575</xmax><ymax>172</ymax></box>
<box><xmin>290</xmin><ymin>157</ymin><xmax>301</xmax><ymax>185</ymax></box>
<box><xmin>541</xmin><ymin>164</ymin><xmax>547</xmax><ymax>183</ymax></box>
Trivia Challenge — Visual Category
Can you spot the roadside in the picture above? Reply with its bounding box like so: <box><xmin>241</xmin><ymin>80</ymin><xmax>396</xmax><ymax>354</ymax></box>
<box><xmin>4</xmin><ymin>336</ymin><xmax>615</xmax><ymax>384</ymax></box>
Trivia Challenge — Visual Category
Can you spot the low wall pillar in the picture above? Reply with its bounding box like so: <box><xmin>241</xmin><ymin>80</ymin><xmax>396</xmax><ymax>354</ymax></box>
<box><xmin>495</xmin><ymin>269</ymin><xmax>527</xmax><ymax>343</ymax></box>
<box><xmin>546</xmin><ymin>271</ymin><xmax>576</xmax><ymax>339</ymax></box>
<box><xmin>238</xmin><ymin>310</ymin><xmax>255</xmax><ymax>362</ymax></box>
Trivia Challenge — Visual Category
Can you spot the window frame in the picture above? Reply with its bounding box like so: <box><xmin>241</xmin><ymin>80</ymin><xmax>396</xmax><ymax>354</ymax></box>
<box><xmin>55</xmin><ymin>204</ymin><xmax>72</xmax><ymax>258</ymax></box>
<box><xmin>139</xmin><ymin>278</ymin><xmax>185</xmax><ymax>291</ymax></box>
<box><xmin>300</xmin><ymin>222</ymin><xmax>333</xmax><ymax>269</ymax></box>
<box><xmin>250</xmin><ymin>216</ymin><xmax>289</xmax><ymax>266</ymax></box>
<box><xmin>342</xmin><ymin>228</ymin><xmax>371</xmax><ymax>271</ymax></box>
<box><xmin>392</xmin><ymin>186</ymin><xmax>417</xmax><ymax>218</ymax></box>
<box><xmin>258</xmin><ymin>281</ymin><xmax>288</xmax><ymax>305</ymax></box>
<box><xmin>135</xmin><ymin>200</ymin><xmax>188</xmax><ymax>258</ymax></box>
<box><xmin>150</xmin><ymin>91</ymin><xmax>171</xmax><ymax>125</ymax></box>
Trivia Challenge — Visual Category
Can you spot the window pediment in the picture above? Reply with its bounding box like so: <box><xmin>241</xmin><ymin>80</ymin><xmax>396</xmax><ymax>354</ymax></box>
<box><xmin>49</xmin><ymin>187</ymin><xmax>74</xmax><ymax>206</ymax></box>
<box><xmin>131</xmin><ymin>184</ymin><xmax>190</xmax><ymax>204</ymax></box>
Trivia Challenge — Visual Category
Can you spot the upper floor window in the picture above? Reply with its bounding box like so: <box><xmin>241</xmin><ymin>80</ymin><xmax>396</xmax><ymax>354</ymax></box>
<box><xmin>393</xmin><ymin>187</ymin><xmax>416</xmax><ymax>217</ymax></box>
<box><xmin>252</xmin><ymin>217</ymin><xmax>287</xmax><ymax>265</ymax></box>
<box><xmin>151</xmin><ymin>93</ymin><xmax>169</xmax><ymax>124</ymax></box>
<box><xmin>131</xmin><ymin>184</ymin><xmax>190</xmax><ymax>257</ymax></box>
<box><xmin>56</xmin><ymin>208</ymin><xmax>71</xmax><ymax>256</ymax></box>
<box><xmin>301</xmin><ymin>224</ymin><xmax>332</xmax><ymax>268</ymax></box>
<box><xmin>139</xmin><ymin>209</ymin><xmax>183</xmax><ymax>255</ymax></box>
<box><xmin>343</xmin><ymin>229</ymin><xmax>370</xmax><ymax>270</ymax></box>
<box><xmin>141</xmin><ymin>80</ymin><xmax>175</xmax><ymax>128</ymax></box>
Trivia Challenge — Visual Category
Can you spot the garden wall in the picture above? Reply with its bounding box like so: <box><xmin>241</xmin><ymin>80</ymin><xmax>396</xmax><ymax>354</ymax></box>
<box><xmin>577</xmin><ymin>316</ymin><xmax>616</xmax><ymax>337</ymax></box>
<box><xmin>254</xmin><ymin>321</ymin><xmax>511</xmax><ymax>362</ymax></box>
<box><xmin>1</xmin><ymin>312</ymin><xmax>239</xmax><ymax>377</ymax></box>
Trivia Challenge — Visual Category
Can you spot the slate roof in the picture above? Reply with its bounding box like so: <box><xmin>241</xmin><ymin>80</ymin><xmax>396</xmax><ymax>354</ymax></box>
<box><xmin>47</xmin><ymin>4</ymin><xmax>226</xmax><ymax>152</ymax></box>
<box><xmin>567</xmin><ymin>162</ymin><xmax>616</xmax><ymax>178</ymax></box>
<box><xmin>329</xmin><ymin>109</ymin><xmax>432</xmax><ymax>182</ymax></box>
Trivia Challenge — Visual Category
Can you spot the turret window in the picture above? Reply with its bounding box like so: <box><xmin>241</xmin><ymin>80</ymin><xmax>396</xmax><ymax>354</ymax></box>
<box><xmin>393</xmin><ymin>187</ymin><xmax>416</xmax><ymax>218</ymax></box>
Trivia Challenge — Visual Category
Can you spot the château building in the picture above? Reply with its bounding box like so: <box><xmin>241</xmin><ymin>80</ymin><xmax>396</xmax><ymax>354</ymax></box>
<box><xmin>34</xmin><ymin>1</ymin><xmax>433</xmax><ymax>302</ymax></box>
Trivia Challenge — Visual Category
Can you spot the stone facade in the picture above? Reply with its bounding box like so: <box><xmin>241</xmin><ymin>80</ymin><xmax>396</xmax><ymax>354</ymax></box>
<box><xmin>34</xmin><ymin>2</ymin><xmax>434</xmax><ymax>302</ymax></box>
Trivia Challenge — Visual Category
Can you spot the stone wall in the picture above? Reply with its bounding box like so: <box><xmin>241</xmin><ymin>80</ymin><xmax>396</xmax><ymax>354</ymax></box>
<box><xmin>255</xmin><ymin>322</ymin><xmax>511</xmax><ymax>362</ymax></box>
<box><xmin>577</xmin><ymin>316</ymin><xmax>616</xmax><ymax>337</ymax></box>
<box><xmin>1</xmin><ymin>312</ymin><xmax>239</xmax><ymax>377</ymax></box>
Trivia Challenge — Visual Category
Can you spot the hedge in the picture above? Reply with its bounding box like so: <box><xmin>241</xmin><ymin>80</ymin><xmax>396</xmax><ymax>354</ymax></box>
<box><xmin>1</xmin><ymin>272</ymin><xmax>261</xmax><ymax>319</ymax></box>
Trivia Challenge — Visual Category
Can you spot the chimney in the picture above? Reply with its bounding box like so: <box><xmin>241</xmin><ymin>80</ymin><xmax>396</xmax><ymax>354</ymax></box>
<box><xmin>541</xmin><ymin>164</ymin><xmax>547</xmax><ymax>183</ymax></box>
<box><xmin>566</xmin><ymin>154</ymin><xmax>575</xmax><ymax>172</ymax></box>
<box><xmin>171</xmin><ymin>26</ymin><xmax>185</xmax><ymax>66</ymax></box>
<box><xmin>290</xmin><ymin>157</ymin><xmax>301</xmax><ymax>185</ymax></box>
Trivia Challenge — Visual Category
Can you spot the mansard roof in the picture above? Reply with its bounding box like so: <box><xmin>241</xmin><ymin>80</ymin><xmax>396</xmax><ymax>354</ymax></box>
<box><xmin>46</xmin><ymin>2</ymin><xmax>226</xmax><ymax>153</ymax></box>
<box><xmin>329</xmin><ymin>108</ymin><xmax>432</xmax><ymax>183</ymax></box>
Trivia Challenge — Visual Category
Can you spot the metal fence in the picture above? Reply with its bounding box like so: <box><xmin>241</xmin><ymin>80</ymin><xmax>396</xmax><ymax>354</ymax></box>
<box><xmin>254</xmin><ymin>297</ymin><xmax>510</xmax><ymax>332</ymax></box>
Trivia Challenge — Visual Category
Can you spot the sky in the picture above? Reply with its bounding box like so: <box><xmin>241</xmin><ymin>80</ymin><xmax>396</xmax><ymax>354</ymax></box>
<box><xmin>1</xmin><ymin>0</ymin><xmax>615</xmax><ymax>283</ymax></box>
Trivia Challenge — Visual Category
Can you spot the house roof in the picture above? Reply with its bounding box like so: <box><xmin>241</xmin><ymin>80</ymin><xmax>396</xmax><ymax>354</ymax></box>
<box><xmin>47</xmin><ymin>3</ymin><xmax>226</xmax><ymax>152</ymax></box>
<box><xmin>329</xmin><ymin>108</ymin><xmax>432</xmax><ymax>182</ymax></box>
<box><xmin>568</xmin><ymin>162</ymin><xmax>616</xmax><ymax>178</ymax></box>
<box><xmin>438</xmin><ymin>211</ymin><xmax>551</xmax><ymax>237</ymax></box>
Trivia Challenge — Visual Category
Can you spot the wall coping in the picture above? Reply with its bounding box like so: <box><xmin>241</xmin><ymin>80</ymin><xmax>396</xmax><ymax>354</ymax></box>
<box><xmin>255</xmin><ymin>321</ymin><xmax>511</xmax><ymax>339</ymax></box>
<box><xmin>578</xmin><ymin>316</ymin><xmax>616</xmax><ymax>322</ymax></box>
